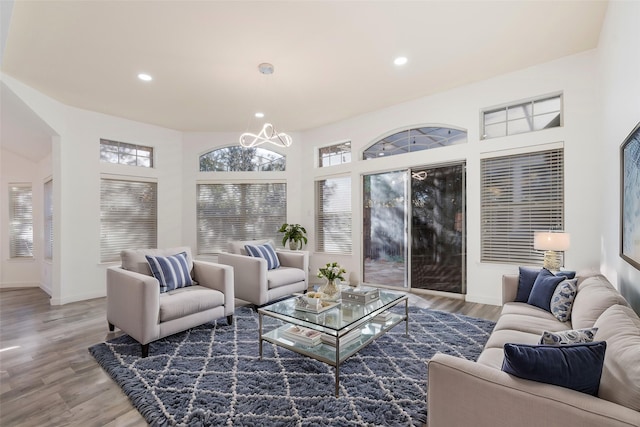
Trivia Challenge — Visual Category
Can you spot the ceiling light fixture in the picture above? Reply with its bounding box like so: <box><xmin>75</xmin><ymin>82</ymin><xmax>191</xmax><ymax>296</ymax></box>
<box><xmin>255</xmin><ymin>112</ymin><xmax>265</xmax><ymax>118</ymax></box>
<box><xmin>137</xmin><ymin>73</ymin><xmax>153</xmax><ymax>81</ymax></box>
<box><xmin>239</xmin><ymin>63</ymin><xmax>292</xmax><ymax>148</ymax></box>
<box><xmin>394</xmin><ymin>56</ymin><xmax>408</xmax><ymax>66</ymax></box>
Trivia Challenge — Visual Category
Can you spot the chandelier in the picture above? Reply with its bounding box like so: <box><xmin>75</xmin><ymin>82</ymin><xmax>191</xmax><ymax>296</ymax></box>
<box><xmin>239</xmin><ymin>63</ymin><xmax>292</xmax><ymax>148</ymax></box>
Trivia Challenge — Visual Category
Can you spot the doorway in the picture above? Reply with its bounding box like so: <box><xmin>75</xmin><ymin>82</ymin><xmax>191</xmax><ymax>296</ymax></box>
<box><xmin>362</xmin><ymin>163</ymin><xmax>466</xmax><ymax>294</ymax></box>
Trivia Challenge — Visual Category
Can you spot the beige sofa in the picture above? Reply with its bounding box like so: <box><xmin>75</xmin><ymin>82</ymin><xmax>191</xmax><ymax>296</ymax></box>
<box><xmin>107</xmin><ymin>246</ymin><xmax>234</xmax><ymax>357</ymax></box>
<box><xmin>218</xmin><ymin>239</ymin><xmax>308</xmax><ymax>306</ymax></box>
<box><xmin>428</xmin><ymin>273</ymin><xmax>640</xmax><ymax>427</ymax></box>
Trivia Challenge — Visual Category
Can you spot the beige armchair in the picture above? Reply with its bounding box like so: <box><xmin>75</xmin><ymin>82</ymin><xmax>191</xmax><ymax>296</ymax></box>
<box><xmin>218</xmin><ymin>239</ymin><xmax>308</xmax><ymax>307</ymax></box>
<box><xmin>106</xmin><ymin>246</ymin><xmax>234</xmax><ymax>357</ymax></box>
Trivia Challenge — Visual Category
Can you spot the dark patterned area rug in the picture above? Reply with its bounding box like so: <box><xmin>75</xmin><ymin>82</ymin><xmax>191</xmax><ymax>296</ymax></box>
<box><xmin>89</xmin><ymin>306</ymin><xmax>495</xmax><ymax>426</ymax></box>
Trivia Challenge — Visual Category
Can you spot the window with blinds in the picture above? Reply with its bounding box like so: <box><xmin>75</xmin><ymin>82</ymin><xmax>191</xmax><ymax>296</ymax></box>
<box><xmin>100</xmin><ymin>178</ymin><xmax>157</xmax><ymax>262</ymax></box>
<box><xmin>197</xmin><ymin>183</ymin><xmax>286</xmax><ymax>254</ymax></box>
<box><xmin>480</xmin><ymin>148</ymin><xmax>564</xmax><ymax>265</ymax></box>
<box><xmin>44</xmin><ymin>179</ymin><xmax>53</xmax><ymax>260</ymax></box>
<box><xmin>9</xmin><ymin>184</ymin><xmax>33</xmax><ymax>258</ymax></box>
<box><xmin>316</xmin><ymin>176</ymin><xmax>352</xmax><ymax>254</ymax></box>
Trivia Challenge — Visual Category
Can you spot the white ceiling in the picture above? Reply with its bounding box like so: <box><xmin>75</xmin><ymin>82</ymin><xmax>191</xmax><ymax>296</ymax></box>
<box><xmin>1</xmin><ymin>0</ymin><xmax>608</xmax><ymax>158</ymax></box>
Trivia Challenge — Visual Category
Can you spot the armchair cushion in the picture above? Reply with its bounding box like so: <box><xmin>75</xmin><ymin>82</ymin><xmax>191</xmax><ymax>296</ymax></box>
<box><xmin>245</xmin><ymin>243</ymin><xmax>280</xmax><ymax>270</ymax></box>
<box><xmin>267</xmin><ymin>266</ymin><xmax>306</xmax><ymax>289</ymax></box>
<box><xmin>146</xmin><ymin>251</ymin><xmax>193</xmax><ymax>292</ymax></box>
<box><xmin>159</xmin><ymin>285</ymin><xmax>225</xmax><ymax>322</ymax></box>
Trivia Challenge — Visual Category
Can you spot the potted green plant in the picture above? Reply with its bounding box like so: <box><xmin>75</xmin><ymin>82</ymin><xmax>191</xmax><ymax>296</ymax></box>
<box><xmin>278</xmin><ymin>223</ymin><xmax>308</xmax><ymax>250</ymax></box>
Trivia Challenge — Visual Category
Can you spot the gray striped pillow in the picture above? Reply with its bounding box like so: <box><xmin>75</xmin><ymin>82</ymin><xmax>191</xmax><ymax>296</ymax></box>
<box><xmin>245</xmin><ymin>243</ymin><xmax>280</xmax><ymax>270</ymax></box>
<box><xmin>145</xmin><ymin>251</ymin><xmax>193</xmax><ymax>292</ymax></box>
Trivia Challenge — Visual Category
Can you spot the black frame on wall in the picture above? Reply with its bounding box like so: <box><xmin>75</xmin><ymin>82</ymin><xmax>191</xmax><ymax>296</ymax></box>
<box><xmin>620</xmin><ymin>121</ymin><xmax>640</xmax><ymax>270</ymax></box>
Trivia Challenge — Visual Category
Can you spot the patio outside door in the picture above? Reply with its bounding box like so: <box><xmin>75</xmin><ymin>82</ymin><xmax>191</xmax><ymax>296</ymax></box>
<box><xmin>362</xmin><ymin>163</ymin><xmax>466</xmax><ymax>294</ymax></box>
<box><xmin>410</xmin><ymin>163</ymin><xmax>466</xmax><ymax>294</ymax></box>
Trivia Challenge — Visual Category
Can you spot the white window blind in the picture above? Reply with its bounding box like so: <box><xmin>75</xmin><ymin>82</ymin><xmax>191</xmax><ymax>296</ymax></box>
<box><xmin>44</xmin><ymin>179</ymin><xmax>53</xmax><ymax>260</ymax></box>
<box><xmin>100</xmin><ymin>178</ymin><xmax>157</xmax><ymax>262</ymax></box>
<box><xmin>197</xmin><ymin>183</ymin><xmax>286</xmax><ymax>254</ymax></box>
<box><xmin>9</xmin><ymin>184</ymin><xmax>33</xmax><ymax>258</ymax></box>
<box><xmin>480</xmin><ymin>148</ymin><xmax>564</xmax><ymax>265</ymax></box>
<box><xmin>316</xmin><ymin>177</ymin><xmax>352</xmax><ymax>254</ymax></box>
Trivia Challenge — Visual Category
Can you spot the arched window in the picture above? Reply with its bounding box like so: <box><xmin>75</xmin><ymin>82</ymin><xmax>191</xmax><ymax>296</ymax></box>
<box><xmin>363</xmin><ymin>126</ymin><xmax>467</xmax><ymax>160</ymax></box>
<box><xmin>199</xmin><ymin>146</ymin><xmax>285</xmax><ymax>171</ymax></box>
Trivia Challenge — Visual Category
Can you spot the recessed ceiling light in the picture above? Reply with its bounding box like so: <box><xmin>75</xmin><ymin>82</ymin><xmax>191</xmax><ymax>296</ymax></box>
<box><xmin>137</xmin><ymin>73</ymin><xmax>153</xmax><ymax>81</ymax></box>
<box><xmin>394</xmin><ymin>56</ymin><xmax>408</xmax><ymax>66</ymax></box>
<box><xmin>255</xmin><ymin>112</ymin><xmax>265</xmax><ymax>118</ymax></box>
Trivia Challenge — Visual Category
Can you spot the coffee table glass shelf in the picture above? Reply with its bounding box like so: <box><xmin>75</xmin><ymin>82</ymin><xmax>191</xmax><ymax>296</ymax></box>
<box><xmin>258</xmin><ymin>289</ymin><xmax>408</xmax><ymax>396</ymax></box>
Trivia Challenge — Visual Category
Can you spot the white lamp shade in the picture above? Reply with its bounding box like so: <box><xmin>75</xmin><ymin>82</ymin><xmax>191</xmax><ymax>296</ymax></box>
<box><xmin>534</xmin><ymin>231</ymin><xmax>571</xmax><ymax>251</ymax></box>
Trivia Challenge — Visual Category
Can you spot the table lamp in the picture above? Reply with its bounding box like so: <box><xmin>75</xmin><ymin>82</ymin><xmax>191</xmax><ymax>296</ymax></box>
<box><xmin>534</xmin><ymin>231</ymin><xmax>570</xmax><ymax>271</ymax></box>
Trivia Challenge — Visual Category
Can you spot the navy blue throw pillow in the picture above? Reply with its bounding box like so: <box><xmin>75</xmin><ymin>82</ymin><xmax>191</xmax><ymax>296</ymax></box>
<box><xmin>516</xmin><ymin>267</ymin><xmax>542</xmax><ymax>302</ymax></box>
<box><xmin>527</xmin><ymin>268</ymin><xmax>565</xmax><ymax>312</ymax></box>
<box><xmin>502</xmin><ymin>341</ymin><xmax>606</xmax><ymax>396</ymax></box>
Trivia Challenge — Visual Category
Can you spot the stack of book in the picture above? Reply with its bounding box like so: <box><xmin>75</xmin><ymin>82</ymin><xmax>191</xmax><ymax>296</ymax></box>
<box><xmin>320</xmin><ymin>329</ymin><xmax>362</xmax><ymax>347</ymax></box>
<box><xmin>371</xmin><ymin>310</ymin><xmax>391</xmax><ymax>324</ymax></box>
<box><xmin>281</xmin><ymin>325</ymin><xmax>322</xmax><ymax>346</ymax></box>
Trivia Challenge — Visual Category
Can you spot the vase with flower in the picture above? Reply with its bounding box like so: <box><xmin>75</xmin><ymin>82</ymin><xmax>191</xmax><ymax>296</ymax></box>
<box><xmin>317</xmin><ymin>262</ymin><xmax>346</xmax><ymax>300</ymax></box>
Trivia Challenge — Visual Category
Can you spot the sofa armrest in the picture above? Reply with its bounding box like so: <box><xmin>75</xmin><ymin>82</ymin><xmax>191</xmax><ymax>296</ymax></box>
<box><xmin>428</xmin><ymin>353</ymin><xmax>640</xmax><ymax>427</ymax></box>
<box><xmin>218</xmin><ymin>252</ymin><xmax>268</xmax><ymax>303</ymax></box>
<box><xmin>193</xmin><ymin>260</ymin><xmax>235</xmax><ymax>316</ymax></box>
<box><xmin>502</xmin><ymin>274</ymin><xmax>519</xmax><ymax>304</ymax></box>
<box><xmin>106</xmin><ymin>266</ymin><xmax>160</xmax><ymax>345</ymax></box>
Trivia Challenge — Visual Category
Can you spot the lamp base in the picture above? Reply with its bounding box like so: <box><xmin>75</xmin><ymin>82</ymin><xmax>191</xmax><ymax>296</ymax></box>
<box><xmin>543</xmin><ymin>250</ymin><xmax>561</xmax><ymax>271</ymax></box>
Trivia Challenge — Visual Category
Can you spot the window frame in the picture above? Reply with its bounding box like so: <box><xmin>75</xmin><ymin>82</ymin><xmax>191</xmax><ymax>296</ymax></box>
<box><xmin>481</xmin><ymin>93</ymin><xmax>563</xmax><ymax>140</ymax></box>
<box><xmin>8</xmin><ymin>183</ymin><xmax>33</xmax><ymax>259</ymax></box>
<box><xmin>199</xmin><ymin>145</ymin><xmax>286</xmax><ymax>172</ymax></box>
<box><xmin>196</xmin><ymin>181</ymin><xmax>287</xmax><ymax>254</ymax></box>
<box><xmin>100</xmin><ymin>138</ymin><xmax>154</xmax><ymax>168</ymax></box>
<box><xmin>363</xmin><ymin>125</ymin><xmax>467</xmax><ymax>160</ymax></box>
<box><xmin>315</xmin><ymin>175</ymin><xmax>352</xmax><ymax>254</ymax></box>
<box><xmin>44</xmin><ymin>179</ymin><xmax>53</xmax><ymax>260</ymax></box>
<box><xmin>317</xmin><ymin>141</ymin><xmax>352</xmax><ymax>168</ymax></box>
<box><xmin>480</xmin><ymin>145</ymin><xmax>565</xmax><ymax>265</ymax></box>
<box><xmin>99</xmin><ymin>176</ymin><xmax>158</xmax><ymax>263</ymax></box>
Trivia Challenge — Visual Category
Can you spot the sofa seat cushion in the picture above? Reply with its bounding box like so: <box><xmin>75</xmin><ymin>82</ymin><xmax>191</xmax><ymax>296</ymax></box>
<box><xmin>484</xmin><ymin>329</ymin><xmax>542</xmax><ymax>350</ymax></box>
<box><xmin>493</xmin><ymin>312</ymin><xmax>568</xmax><ymax>335</ymax></box>
<box><xmin>501</xmin><ymin>302</ymin><xmax>567</xmax><ymax>320</ymax></box>
<box><xmin>159</xmin><ymin>285</ymin><xmax>224</xmax><ymax>322</ymax></box>
<box><xmin>121</xmin><ymin>246</ymin><xmax>194</xmax><ymax>277</ymax></box>
<box><xmin>571</xmin><ymin>275</ymin><xmax>630</xmax><ymax>329</ymax></box>
<box><xmin>267</xmin><ymin>267</ymin><xmax>305</xmax><ymax>289</ymax></box>
<box><xmin>594</xmin><ymin>304</ymin><xmax>640</xmax><ymax>411</ymax></box>
<box><xmin>476</xmin><ymin>347</ymin><xmax>505</xmax><ymax>370</ymax></box>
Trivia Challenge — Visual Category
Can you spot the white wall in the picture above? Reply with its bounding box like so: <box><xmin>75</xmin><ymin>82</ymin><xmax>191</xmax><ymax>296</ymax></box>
<box><xmin>0</xmin><ymin>149</ymin><xmax>42</xmax><ymax>288</ymax></box>
<box><xmin>598</xmin><ymin>0</ymin><xmax>640</xmax><ymax>312</ymax></box>
<box><xmin>1</xmin><ymin>73</ymin><xmax>184</xmax><ymax>305</ymax></box>
<box><xmin>181</xmin><ymin>131</ymin><xmax>304</xmax><ymax>260</ymax></box>
<box><xmin>301</xmin><ymin>50</ymin><xmax>601</xmax><ymax>305</ymax></box>
<box><xmin>3</xmin><ymin>1</ymin><xmax>637</xmax><ymax>309</ymax></box>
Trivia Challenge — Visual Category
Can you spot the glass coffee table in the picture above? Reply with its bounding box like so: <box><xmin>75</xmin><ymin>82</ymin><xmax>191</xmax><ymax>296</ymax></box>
<box><xmin>258</xmin><ymin>289</ymin><xmax>408</xmax><ymax>396</ymax></box>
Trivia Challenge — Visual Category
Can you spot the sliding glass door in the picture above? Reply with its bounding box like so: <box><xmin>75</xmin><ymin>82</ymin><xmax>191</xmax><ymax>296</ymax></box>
<box><xmin>410</xmin><ymin>164</ymin><xmax>466</xmax><ymax>294</ymax></box>
<box><xmin>363</xmin><ymin>163</ymin><xmax>466</xmax><ymax>294</ymax></box>
<box><xmin>362</xmin><ymin>170</ymin><xmax>408</xmax><ymax>288</ymax></box>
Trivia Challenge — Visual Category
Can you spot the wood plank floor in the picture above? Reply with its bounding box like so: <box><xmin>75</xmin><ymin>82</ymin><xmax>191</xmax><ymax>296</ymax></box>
<box><xmin>0</xmin><ymin>287</ymin><xmax>501</xmax><ymax>426</ymax></box>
